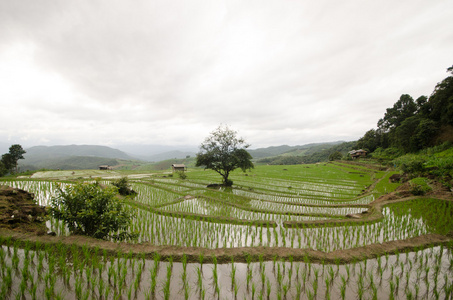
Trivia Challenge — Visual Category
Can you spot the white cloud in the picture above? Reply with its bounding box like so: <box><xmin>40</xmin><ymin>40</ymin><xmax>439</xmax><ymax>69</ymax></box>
<box><xmin>0</xmin><ymin>0</ymin><xmax>452</xmax><ymax>148</ymax></box>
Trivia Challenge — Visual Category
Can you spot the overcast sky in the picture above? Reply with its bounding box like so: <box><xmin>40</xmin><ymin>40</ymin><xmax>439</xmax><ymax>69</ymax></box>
<box><xmin>1</xmin><ymin>0</ymin><xmax>452</xmax><ymax>149</ymax></box>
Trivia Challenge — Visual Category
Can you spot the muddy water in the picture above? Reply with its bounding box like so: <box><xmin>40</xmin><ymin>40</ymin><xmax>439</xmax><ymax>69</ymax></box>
<box><xmin>1</xmin><ymin>244</ymin><xmax>452</xmax><ymax>299</ymax></box>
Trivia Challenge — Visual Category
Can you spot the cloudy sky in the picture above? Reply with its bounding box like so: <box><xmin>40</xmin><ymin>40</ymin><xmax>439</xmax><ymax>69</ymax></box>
<box><xmin>1</xmin><ymin>0</ymin><xmax>452</xmax><ymax>149</ymax></box>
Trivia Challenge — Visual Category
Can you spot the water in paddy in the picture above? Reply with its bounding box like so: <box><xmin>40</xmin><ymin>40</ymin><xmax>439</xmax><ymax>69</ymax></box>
<box><xmin>1</xmin><ymin>244</ymin><xmax>452</xmax><ymax>299</ymax></box>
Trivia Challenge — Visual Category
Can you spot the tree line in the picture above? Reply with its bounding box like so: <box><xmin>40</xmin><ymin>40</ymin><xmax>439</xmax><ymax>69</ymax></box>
<box><xmin>356</xmin><ymin>65</ymin><xmax>453</xmax><ymax>155</ymax></box>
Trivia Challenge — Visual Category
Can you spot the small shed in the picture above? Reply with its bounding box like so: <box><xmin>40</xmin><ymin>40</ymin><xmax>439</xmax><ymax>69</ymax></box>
<box><xmin>348</xmin><ymin>149</ymin><xmax>367</xmax><ymax>159</ymax></box>
<box><xmin>172</xmin><ymin>164</ymin><xmax>187</xmax><ymax>172</ymax></box>
<box><xmin>99</xmin><ymin>165</ymin><xmax>112</xmax><ymax>170</ymax></box>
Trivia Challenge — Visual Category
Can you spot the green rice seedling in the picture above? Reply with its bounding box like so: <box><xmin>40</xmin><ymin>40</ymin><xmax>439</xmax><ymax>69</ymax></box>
<box><xmin>261</xmin><ymin>264</ymin><xmax>266</xmax><ymax>288</ymax></box>
<box><xmin>163</xmin><ymin>258</ymin><xmax>173</xmax><ymax>300</ymax></box>
<box><xmin>357</xmin><ymin>273</ymin><xmax>364</xmax><ymax>300</ymax></box>
<box><xmin>312</xmin><ymin>270</ymin><xmax>319</xmax><ymax>298</ymax></box>
<box><xmin>199</xmin><ymin>253</ymin><xmax>204</xmax><ymax>272</ymax></box>
<box><xmin>266</xmin><ymin>278</ymin><xmax>271</xmax><ymax>298</ymax></box>
<box><xmin>325</xmin><ymin>277</ymin><xmax>331</xmax><ymax>299</ymax></box>
<box><xmin>12</xmin><ymin>245</ymin><xmax>19</xmax><ymax>270</ymax></box>
<box><xmin>307</xmin><ymin>289</ymin><xmax>314</xmax><ymax>300</ymax></box>
<box><xmin>197</xmin><ymin>266</ymin><xmax>203</xmax><ymax>293</ymax></box>
<box><xmin>340</xmin><ymin>275</ymin><xmax>347</xmax><ymax>300</ymax></box>
<box><xmin>212</xmin><ymin>256</ymin><xmax>219</xmax><ymax>295</ymax></box>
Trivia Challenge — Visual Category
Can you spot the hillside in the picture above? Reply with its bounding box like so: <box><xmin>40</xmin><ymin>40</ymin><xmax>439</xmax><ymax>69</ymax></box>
<box><xmin>254</xmin><ymin>141</ymin><xmax>355</xmax><ymax>165</ymax></box>
<box><xmin>248</xmin><ymin>141</ymin><xmax>345</xmax><ymax>159</ymax></box>
<box><xmin>17</xmin><ymin>145</ymin><xmax>137</xmax><ymax>171</ymax></box>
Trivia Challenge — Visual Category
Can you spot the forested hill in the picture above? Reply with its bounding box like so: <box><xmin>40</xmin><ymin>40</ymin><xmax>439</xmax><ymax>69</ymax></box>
<box><xmin>254</xmin><ymin>141</ymin><xmax>356</xmax><ymax>165</ymax></box>
<box><xmin>356</xmin><ymin>65</ymin><xmax>453</xmax><ymax>154</ymax></box>
<box><xmin>18</xmin><ymin>145</ymin><xmax>136</xmax><ymax>171</ymax></box>
<box><xmin>248</xmin><ymin>142</ymin><xmax>345</xmax><ymax>159</ymax></box>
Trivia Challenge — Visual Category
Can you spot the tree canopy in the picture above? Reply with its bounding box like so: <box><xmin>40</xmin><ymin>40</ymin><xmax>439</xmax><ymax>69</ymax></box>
<box><xmin>196</xmin><ymin>125</ymin><xmax>254</xmax><ymax>186</ymax></box>
<box><xmin>357</xmin><ymin>65</ymin><xmax>453</xmax><ymax>154</ymax></box>
<box><xmin>0</xmin><ymin>144</ymin><xmax>26</xmax><ymax>175</ymax></box>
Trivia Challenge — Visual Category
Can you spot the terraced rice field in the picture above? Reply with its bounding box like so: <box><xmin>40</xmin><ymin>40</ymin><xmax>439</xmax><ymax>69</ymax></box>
<box><xmin>1</xmin><ymin>161</ymin><xmax>452</xmax><ymax>299</ymax></box>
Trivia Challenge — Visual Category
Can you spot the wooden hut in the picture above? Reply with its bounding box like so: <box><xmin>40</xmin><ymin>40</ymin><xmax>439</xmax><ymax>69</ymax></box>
<box><xmin>171</xmin><ymin>164</ymin><xmax>187</xmax><ymax>172</ymax></box>
<box><xmin>348</xmin><ymin>149</ymin><xmax>367</xmax><ymax>159</ymax></box>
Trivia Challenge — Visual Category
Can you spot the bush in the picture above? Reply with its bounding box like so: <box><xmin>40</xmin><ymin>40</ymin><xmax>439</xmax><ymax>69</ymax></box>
<box><xmin>111</xmin><ymin>177</ymin><xmax>137</xmax><ymax>196</ymax></box>
<box><xmin>393</xmin><ymin>155</ymin><xmax>427</xmax><ymax>174</ymax></box>
<box><xmin>50</xmin><ymin>181</ymin><xmax>135</xmax><ymax>241</ymax></box>
<box><xmin>176</xmin><ymin>171</ymin><xmax>187</xmax><ymax>180</ymax></box>
<box><xmin>409</xmin><ymin>177</ymin><xmax>432</xmax><ymax>195</ymax></box>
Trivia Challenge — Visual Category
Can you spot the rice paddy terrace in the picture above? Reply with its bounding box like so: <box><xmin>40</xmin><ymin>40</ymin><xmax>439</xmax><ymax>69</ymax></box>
<box><xmin>1</xmin><ymin>161</ymin><xmax>452</xmax><ymax>299</ymax></box>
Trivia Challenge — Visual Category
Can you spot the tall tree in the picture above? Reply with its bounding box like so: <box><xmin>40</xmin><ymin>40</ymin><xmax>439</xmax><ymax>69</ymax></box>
<box><xmin>8</xmin><ymin>144</ymin><xmax>26</xmax><ymax>173</ymax></box>
<box><xmin>196</xmin><ymin>125</ymin><xmax>254</xmax><ymax>186</ymax></box>
<box><xmin>426</xmin><ymin>65</ymin><xmax>453</xmax><ymax>126</ymax></box>
<box><xmin>377</xmin><ymin>94</ymin><xmax>417</xmax><ymax>132</ymax></box>
<box><xmin>1</xmin><ymin>153</ymin><xmax>14</xmax><ymax>174</ymax></box>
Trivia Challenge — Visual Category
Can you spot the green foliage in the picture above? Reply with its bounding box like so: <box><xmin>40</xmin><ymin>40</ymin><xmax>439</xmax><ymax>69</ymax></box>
<box><xmin>364</xmin><ymin>147</ymin><xmax>403</xmax><ymax>162</ymax></box>
<box><xmin>50</xmin><ymin>182</ymin><xmax>135</xmax><ymax>241</ymax></box>
<box><xmin>0</xmin><ymin>144</ymin><xmax>26</xmax><ymax>175</ymax></box>
<box><xmin>393</xmin><ymin>155</ymin><xmax>427</xmax><ymax>175</ymax></box>
<box><xmin>111</xmin><ymin>177</ymin><xmax>137</xmax><ymax>196</ymax></box>
<box><xmin>196</xmin><ymin>125</ymin><xmax>254</xmax><ymax>186</ymax></box>
<box><xmin>176</xmin><ymin>171</ymin><xmax>187</xmax><ymax>180</ymax></box>
<box><xmin>356</xmin><ymin>129</ymin><xmax>381</xmax><ymax>152</ymax></box>
<box><xmin>0</xmin><ymin>160</ymin><xmax>7</xmax><ymax>177</ymax></box>
<box><xmin>328</xmin><ymin>151</ymin><xmax>343</xmax><ymax>161</ymax></box>
<box><xmin>257</xmin><ymin>141</ymin><xmax>355</xmax><ymax>165</ymax></box>
<box><xmin>360</xmin><ymin>65</ymin><xmax>453</xmax><ymax>156</ymax></box>
<box><xmin>409</xmin><ymin>177</ymin><xmax>432</xmax><ymax>196</ymax></box>
<box><xmin>378</xmin><ymin>94</ymin><xmax>417</xmax><ymax>132</ymax></box>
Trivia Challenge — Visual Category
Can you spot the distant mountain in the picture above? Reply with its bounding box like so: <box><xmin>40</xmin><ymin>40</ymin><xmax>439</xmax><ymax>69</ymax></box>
<box><xmin>256</xmin><ymin>141</ymin><xmax>357</xmax><ymax>165</ymax></box>
<box><xmin>17</xmin><ymin>145</ymin><xmax>137</xmax><ymax>171</ymax></box>
<box><xmin>115</xmin><ymin>144</ymin><xmax>198</xmax><ymax>158</ymax></box>
<box><xmin>248</xmin><ymin>141</ymin><xmax>345</xmax><ymax>159</ymax></box>
<box><xmin>145</xmin><ymin>150</ymin><xmax>196</xmax><ymax>162</ymax></box>
<box><xmin>20</xmin><ymin>156</ymin><xmax>120</xmax><ymax>171</ymax></box>
<box><xmin>24</xmin><ymin>145</ymin><xmax>133</xmax><ymax>160</ymax></box>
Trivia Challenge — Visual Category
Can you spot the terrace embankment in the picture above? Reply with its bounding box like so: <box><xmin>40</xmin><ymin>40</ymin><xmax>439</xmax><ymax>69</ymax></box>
<box><xmin>0</xmin><ymin>185</ymin><xmax>47</xmax><ymax>234</ymax></box>
<box><xmin>0</xmin><ymin>183</ymin><xmax>452</xmax><ymax>264</ymax></box>
<box><xmin>284</xmin><ymin>179</ymin><xmax>453</xmax><ymax>228</ymax></box>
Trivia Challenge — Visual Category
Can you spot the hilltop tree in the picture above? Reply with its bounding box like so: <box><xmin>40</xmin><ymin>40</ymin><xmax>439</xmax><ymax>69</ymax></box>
<box><xmin>196</xmin><ymin>125</ymin><xmax>254</xmax><ymax>186</ymax></box>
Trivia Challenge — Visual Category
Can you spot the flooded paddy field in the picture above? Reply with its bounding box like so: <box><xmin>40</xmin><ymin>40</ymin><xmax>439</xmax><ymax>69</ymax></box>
<box><xmin>1</xmin><ymin>161</ymin><xmax>452</xmax><ymax>299</ymax></box>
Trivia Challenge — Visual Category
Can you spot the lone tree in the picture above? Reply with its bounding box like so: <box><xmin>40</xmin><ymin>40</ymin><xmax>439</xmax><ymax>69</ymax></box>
<box><xmin>50</xmin><ymin>181</ymin><xmax>135</xmax><ymax>241</ymax></box>
<box><xmin>196</xmin><ymin>125</ymin><xmax>254</xmax><ymax>186</ymax></box>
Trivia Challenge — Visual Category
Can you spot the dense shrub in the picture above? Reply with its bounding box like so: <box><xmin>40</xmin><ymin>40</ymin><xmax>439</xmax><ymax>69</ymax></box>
<box><xmin>111</xmin><ymin>177</ymin><xmax>137</xmax><ymax>196</ymax></box>
<box><xmin>409</xmin><ymin>177</ymin><xmax>432</xmax><ymax>195</ymax></box>
<box><xmin>393</xmin><ymin>155</ymin><xmax>427</xmax><ymax>174</ymax></box>
<box><xmin>176</xmin><ymin>171</ymin><xmax>187</xmax><ymax>179</ymax></box>
<box><xmin>50</xmin><ymin>181</ymin><xmax>135</xmax><ymax>241</ymax></box>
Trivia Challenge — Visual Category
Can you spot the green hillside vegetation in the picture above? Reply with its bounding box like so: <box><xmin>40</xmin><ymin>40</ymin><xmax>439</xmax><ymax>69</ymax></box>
<box><xmin>257</xmin><ymin>141</ymin><xmax>356</xmax><ymax>165</ymax></box>
<box><xmin>356</xmin><ymin>65</ymin><xmax>453</xmax><ymax>186</ymax></box>
<box><xmin>134</xmin><ymin>157</ymin><xmax>196</xmax><ymax>171</ymax></box>
<box><xmin>357</xmin><ymin>65</ymin><xmax>453</xmax><ymax>154</ymax></box>
<box><xmin>248</xmin><ymin>141</ymin><xmax>344</xmax><ymax>159</ymax></box>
